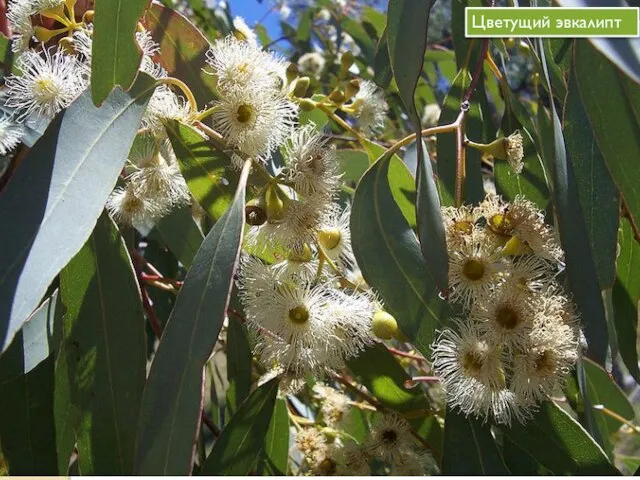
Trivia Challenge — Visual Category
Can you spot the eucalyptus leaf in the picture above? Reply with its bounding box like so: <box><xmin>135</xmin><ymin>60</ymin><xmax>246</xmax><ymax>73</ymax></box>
<box><xmin>0</xmin><ymin>74</ymin><xmax>155</xmax><ymax>353</ymax></box>
<box><xmin>201</xmin><ymin>378</ymin><xmax>279</xmax><ymax>475</ymax></box>
<box><xmin>134</xmin><ymin>161</ymin><xmax>250</xmax><ymax>475</ymax></box>
<box><xmin>442</xmin><ymin>409</ymin><xmax>509</xmax><ymax>475</ymax></box>
<box><xmin>91</xmin><ymin>0</ymin><xmax>150</xmax><ymax>105</ymax></box>
<box><xmin>56</xmin><ymin>212</ymin><xmax>147</xmax><ymax>474</ymax></box>
<box><xmin>351</xmin><ymin>154</ymin><xmax>452</xmax><ymax>357</ymax></box>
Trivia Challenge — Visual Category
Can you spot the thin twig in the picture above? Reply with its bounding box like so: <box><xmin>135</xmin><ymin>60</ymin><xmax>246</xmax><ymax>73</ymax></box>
<box><xmin>387</xmin><ymin>347</ymin><xmax>428</xmax><ymax>363</ymax></box>
<box><xmin>462</xmin><ymin>39</ymin><xmax>489</xmax><ymax>103</ymax></box>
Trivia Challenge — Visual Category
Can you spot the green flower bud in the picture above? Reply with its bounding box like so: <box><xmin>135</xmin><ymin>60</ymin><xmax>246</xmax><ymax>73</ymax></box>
<box><xmin>293</xmin><ymin>76</ymin><xmax>311</xmax><ymax>98</ymax></box>
<box><xmin>371</xmin><ymin>310</ymin><xmax>398</xmax><ymax>340</ymax></box>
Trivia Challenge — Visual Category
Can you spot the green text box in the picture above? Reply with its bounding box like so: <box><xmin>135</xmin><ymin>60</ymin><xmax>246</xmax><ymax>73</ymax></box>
<box><xmin>465</xmin><ymin>7</ymin><xmax>639</xmax><ymax>38</ymax></box>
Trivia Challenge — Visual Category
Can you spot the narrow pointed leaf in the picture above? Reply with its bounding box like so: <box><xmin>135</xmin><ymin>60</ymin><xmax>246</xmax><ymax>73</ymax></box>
<box><xmin>442</xmin><ymin>409</ymin><xmax>509</xmax><ymax>475</ymax></box>
<box><xmin>257</xmin><ymin>398</ymin><xmax>289</xmax><ymax>476</ymax></box>
<box><xmin>134</xmin><ymin>161</ymin><xmax>250</xmax><ymax>475</ymax></box>
<box><xmin>612</xmin><ymin>218</ymin><xmax>640</xmax><ymax>382</ymax></box>
<box><xmin>0</xmin><ymin>74</ymin><xmax>155</xmax><ymax>353</ymax></box>
<box><xmin>91</xmin><ymin>0</ymin><xmax>151</xmax><ymax>105</ymax></box>
<box><xmin>373</xmin><ymin>28</ymin><xmax>392</xmax><ymax>89</ymax></box>
<box><xmin>386</xmin><ymin>0</ymin><xmax>434</xmax><ymax>126</ymax></box>
<box><xmin>582</xmin><ymin>358</ymin><xmax>635</xmax><ymax>458</ymax></box>
<box><xmin>539</xmin><ymin>44</ymin><xmax>608</xmax><ymax>364</ymax></box>
<box><xmin>0</xmin><ymin>291</ymin><xmax>58</xmax><ymax>383</ymax></box>
<box><xmin>386</xmin><ymin>0</ymin><xmax>448</xmax><ymax>292</ymax></box>
<box><xmin>501</xmin><ymin>402</ymin><xmax>619</xmax><ymax>475</ymax></box>
<box><xmin>225</xmin><ymin>319</ymin><xmax>252</xmax><ymax>416</ymax></box>
<box><xmin>575</xmin><ymin>40</ymin><xmax>640</xmax><ymax>230</ymax></box>
<box><xmin>556</xmin><ymin>0</ymin><xmax>640</xmax><ymax>84</ymax></box>
<box><xmin>201</xmin><ymin>378</ymin><xmax>279</xmax><ymax>475</ymax></box>
<box><xmin>351</xmin><ymin>154</ymin><xmax>452</xmax><ymax>357</ymax></box>
<box><xmin>564</xmin><ymin>70</ymin><xmax>619</xmax><ymax>289</ymax></box>
<box><xmin>55</xmin><ymin>212</ymin><xmax>147</xmax><ymax>474</ymax></box>
<box><xmin>416</xmin><ymin>140</ymin><xmax>449</xmax><ymax>294</ymax></box>
<box><xmin>0</xmin><ymin>357</ymin><xmax>57</xmax><ymax>474</ymax></box>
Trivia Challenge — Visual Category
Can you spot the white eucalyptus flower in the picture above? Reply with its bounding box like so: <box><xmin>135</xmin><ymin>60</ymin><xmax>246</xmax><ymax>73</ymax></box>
<box><xmin>351</xmin><ymin>79</ymin><xmax>388</xmax><ymax>134</ymax></box>
<box><xmin>210</xmin><ymin>85</ymin><xmax>297</xmax><ymax>160</ymax></box>
<box><xmin>5</xmin><ymin>48</ymin><xmax>87</xmax><ymax>120</ymax></box>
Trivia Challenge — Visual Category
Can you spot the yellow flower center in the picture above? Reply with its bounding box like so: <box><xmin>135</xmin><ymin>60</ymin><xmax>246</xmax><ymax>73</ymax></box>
<box><xmin>288</xmin><ymin>305</ymin><xmax>309</xmax><ymax>325</ymax></box>
<box><xmin>488</xmin><ymin>212</ymin><xmax>516</xmax><ymax>236</ymax></box>
<box><xmin>236</xmin><ymin>103</ymin><xmax>254</xmax><ymax>124</ymax></box>
<box><xmin>462</xmin><ymin>259</ymin><xmax>485</xmax><ymax>281</ymax></box>
<box><xmin>453</xmin><ymin>220</ymin><xmax>473</xmax><ymax>235</ymax></box>
<box><xmin>33</xmin><ymin>77</ymin><xmax>60</xmax><ymax>102</ymax></box>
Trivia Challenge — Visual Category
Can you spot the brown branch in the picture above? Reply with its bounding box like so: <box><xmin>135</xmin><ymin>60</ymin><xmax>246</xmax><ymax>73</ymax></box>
<box><xmin>462</xmin><ymin>39</ymin><xmax>489</xmax><ymax>103</ymax></box>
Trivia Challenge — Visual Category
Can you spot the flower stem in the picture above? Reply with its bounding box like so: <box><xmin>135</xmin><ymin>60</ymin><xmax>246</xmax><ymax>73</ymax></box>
<box><xmin>157</xmin><ymin>77</ymin><xmax>198</xmax><ymax>113</ymax></box>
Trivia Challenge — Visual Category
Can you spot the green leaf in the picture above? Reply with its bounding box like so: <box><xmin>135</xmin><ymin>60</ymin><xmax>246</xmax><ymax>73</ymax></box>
<box><xmin>145</xmin><ymin>4</ymin><xmax>218</xmax><ymax>107</ymax></box>
<box><xmin>582</xmin><ymin>358</ymin><xmax>635</xmax><ymax>458</ymax></box>
<box><xmin>134</xmin><ymin>162</ymin><xmax>250</xmax><ymax>475</ymax></box>
<box><xmin>166</xmin><ymin>120</ymin><xmax>239</xmax><ymax>222</ymax></box>
<box><xmin>359</xmin><ymin>139</ymin><xmax>416</xmax><ymax>227</ymax></box>
<box><xmin>0</xmin><ymin>291</ymin><xmax>58</xmax><ymax>383</ymax></box>
<box><xmin>201</xmin><ymin>378</ymin><xmax>279</xmax><ymax>475</ymax></box>
<box><xmin>351</xmin><ymin>155</ymin><xmax>451</xmax><ymax>357</ymax></box>
<box><xmin>54</xmin><ymin>213</ymin><xmax>147</xmax><ymax>474</ymax></box>
<box><xmin>153</xmin><ymin>206</ymin><xmax>204</xmax><ymax>268</ymax></box>
<box><xmin>0</xmin><ymin>74</ymin><xmax>155</xmax><ymax>353</ymax></box>
<box><xmin>0</xmin><ymin>357</ymin><xmax>57</xmax><ymax>474</ymax></box>
<box><xmin>386</xmin><ymin>0</ymin><xmax>433</xmax><ymax>126</ymax></box>
<box><xmin>563</xmin><ymin>70</ymin><xmax>619</xmax><ymax>289</ymax></box>
<box><xmin>225</xmin><ymin>319</ymin><xmax>252</xmax><ymax>416</ymax></box>
<box><xmin>436</xmin><ymin>69</ymin><xmax>485</xmax><ymax>206</ymax></box>
<box><xmin>502</xmin><ymin>436</ymin><xmax>551</xmax><ymax>475</ymax></box>
<box><xmin>347</xmin><ymin>344</ymin><xmax>443</xmax><ymax>455</ymax></box>
<box><xmin>373</xmin><ymin>28</ymin><xmax>392</xmax><ymax>89</ymax></box>
<box><xmin>556</xmin><ymin>0</ymin><xmax>640</xmax><ymax>84</ymax></box>
<box><xmin>257</xmin><ymin>398</ymin><xmax>289</xmax><ymax>476</ymax></box>
<box><xmin>91</xmin><ymin>0</ymin><xmax>150</xmax><ymax>105</ymax></box>
<box><xmin>575</xmin><ymin>40</ymin><xmax>640</xmax><ymax>231</ymax></box>
<box><xmin>336</xmin><ymin>149</ymin><xmax>370</xmax><ymax>186</ymax></box>
<box><xmin>538</xmin><ymin>45</ymin><xmax>608</xmax><ymax>364</ymax></box>
<box><xmin>501</xmin><ymin>402</ymin><xmax>619</xmax><ymax>475</ymax></box>
<box><xmin>415</xmin><ymin>139</ymin><xmax>449</xmax><ymax>294</ymax></box>
<box><xmin>612</xmin><ymin>218</ymin><xmax>640</xmax><ymax>382</ymax></box>
<box><xmin>442</xmin><ymin>409</ymin><xmax>509</xmax><ymax>475</ymax></box>
<box><xmin>348</xmin><ymin>344</ymin><xmax>430</xmax><ymax>413</ymax></box>
<box><xmin>386</xmin><ymin>1</ymin><xmax>448</xmax><ymax>293</ymax></box>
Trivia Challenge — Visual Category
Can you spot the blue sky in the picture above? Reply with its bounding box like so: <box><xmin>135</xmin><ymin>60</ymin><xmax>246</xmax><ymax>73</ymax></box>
<box><xmin>226</xmin><ymin>0</ymin><xmax>283</xmax><ymax>36</ymax></box>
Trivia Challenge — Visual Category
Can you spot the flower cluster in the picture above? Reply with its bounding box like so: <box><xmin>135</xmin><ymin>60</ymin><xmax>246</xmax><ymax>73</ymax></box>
<box><xmin>3</xmin><ymin>0</ymin><xmax>195</xmax><ymax>232</ymax></box>
<box><xmin>431</xmin><ymin>193</ymin><xmax>581</xmax><ymax>425</ymax></box>
<box><xmin>197</xmin><ymin>21</ymin><xmax>392</xmax><ymax>388</ymax></box>
<box><xmin>293</xmin><ymin>384</ymin><xmax>436</xmax><ymax>476</ymax></box>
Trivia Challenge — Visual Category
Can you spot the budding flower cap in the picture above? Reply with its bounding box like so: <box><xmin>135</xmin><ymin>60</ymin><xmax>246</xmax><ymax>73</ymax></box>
<box><xmin>505</xmin><ymin>130</ymin><xmax>524</xmax><ymax>174</ymax></box>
